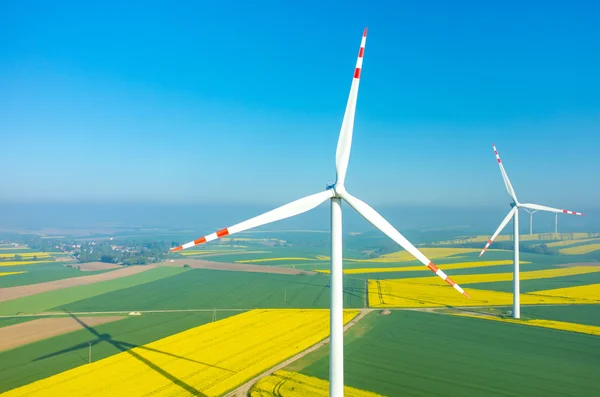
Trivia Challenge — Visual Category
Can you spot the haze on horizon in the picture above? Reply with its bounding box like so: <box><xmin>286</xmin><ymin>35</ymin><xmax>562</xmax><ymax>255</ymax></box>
<box><xmin>1</xmin><ymin>1</ymin><xmax>598</xmax><ymax>215</ymax></box>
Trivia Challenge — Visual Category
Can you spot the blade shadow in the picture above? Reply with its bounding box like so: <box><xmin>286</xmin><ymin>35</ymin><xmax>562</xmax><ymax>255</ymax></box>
<box><xmin>34</xmin><ymin>312</ymin><xmax>231</xmax><ymax>396</ymax></box>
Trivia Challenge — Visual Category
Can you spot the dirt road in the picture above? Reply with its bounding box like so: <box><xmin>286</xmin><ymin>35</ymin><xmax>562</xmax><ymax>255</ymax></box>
<box><xmin>225</xmin><ymin>308</ymin><xmax>373</xmax><ymax>397</ymax></box>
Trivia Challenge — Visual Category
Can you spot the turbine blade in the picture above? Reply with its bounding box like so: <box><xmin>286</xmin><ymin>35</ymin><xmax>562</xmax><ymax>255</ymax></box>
<box><xmin>335</xmin><ymin>28</ymin><xmax>367</xmax><ymax>186</ymax></box>
<box><xmin>341</xmin><ymin>191</ymin><xmax>470</xmax><ymax>299</ymax></box>
<box><xmin>492</xmin><ymin>144</ymin><xmax>518</xmax><ymax>202</ymax></box>
<box><xmin>479</xmin><ymin>207</ymin><xmax>517</xmax><ymax>257</ymax></box>
<box><xmin>520</xmin><ymin>203</ymin><xmax>584</xmax><ymax>216</ymax></box>
<box><xmin>171</xmin><ymin>190</ymin><xmax>334</xmax><ymax>251</ymax></box>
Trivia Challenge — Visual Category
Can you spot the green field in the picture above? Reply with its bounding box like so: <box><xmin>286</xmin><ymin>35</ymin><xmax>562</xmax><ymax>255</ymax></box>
<box><xmin>0</xmin><ymin>263</ymin><xmax>110</xmax><ymax>288</ymax></box>
<box><xmin>2</xmin><ymin>231</ymin><xmax>599</xmax><ymax>396</ymax></box>
<box><xmin>0</xmin><ymin>267</ymin><xmax>188</xmax><ymax>315</ymax></box>
<box><xmin>466</xmin><ymin>270</ymin><xmax>600</xmax><ymax>294</ymax></box>
<box><xmin>0</xmin><ymin>317</ymin><xmax>45</xmax><ymax>328</ymax></box>
<box><xmin>0</xmin><ymin>311</ymin><xmax>238</xmax><ymax>393</ymax></box>
<box><xmin>520</xmin><ymin>305</ymin><xmax>600</xmax><ymax>326</ymax></box>
<box><xmin>289</xmin><ymin>310</ymin><xmax>600</xmax><ymax>397</ymax></box>
<box><xmin>58</xmin><ymin>269</ymin><xmax>366</xmax><ymax>312</ymax></box>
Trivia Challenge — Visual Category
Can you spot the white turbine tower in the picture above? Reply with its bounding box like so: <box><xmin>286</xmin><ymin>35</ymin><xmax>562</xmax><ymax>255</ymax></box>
<box><xmin>479</xmin><ymin>143</ymin><xmax>584</xmax><ymax>319</ymax></box>
<box><xmin>171</xmin><ymin>28</ymin><xmax>470</xmax><ymax>396</ymax></box>
<box><xmin>524</xmin><ymin>208</ymin><xmax>537</xmax><ymax>235</ymax></box>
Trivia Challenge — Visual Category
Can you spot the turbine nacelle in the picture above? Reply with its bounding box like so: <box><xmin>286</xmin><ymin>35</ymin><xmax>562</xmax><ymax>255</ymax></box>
<box><xmin>332</xmin><ymin>184</ymin><xmax>346</xmax><ymax>197</ymax></box>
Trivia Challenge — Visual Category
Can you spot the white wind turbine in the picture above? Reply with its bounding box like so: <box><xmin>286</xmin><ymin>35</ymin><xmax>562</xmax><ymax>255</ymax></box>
<box><xmin>173</xmin><ymin>29</ymin><xmax>469</xmax><ymax>397</ymax></box>
<box><xmin>171</xmin><ymin>29</ymin><xmax>471</xmax><ymax>396</ymax></box>
<box><xmin>479</xmin><ymin>143</ymin><xmax>584</xmax><ymax>319</ymax></box>
<box><xmin>524</xmin><ymin>208</ymin><xmax>537</xmax><ymax>235</ymax></box>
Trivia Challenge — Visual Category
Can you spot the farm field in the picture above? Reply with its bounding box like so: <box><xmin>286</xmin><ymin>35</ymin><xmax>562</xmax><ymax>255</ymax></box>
<box><xmin>448</xmin><ymin>312</ymin><xmax>600</xmax><ymax>336</ymax></box>
<box><xmin>0</xmin><ymin>272</ymin><xmax>26</xmax><ymax>278</ymax></box>
<box><xmin>399</xmin><ymin>266</ymin><xmax>600</xmax><ymax>285</ymax></box>
<box><xmin>467</xmin><ymin>270</ymin><xmax>600</xmax><ymax>293</ymax></box>
<box><xmin>250</xmin><ymin>370</ymin><xmax>382</xmax><ymax>396</ymax></box>
<box><xmin>0</xmin><ymin>260</ymin><xmax>56</xmax><ymax>267</ymax></box>
<box><xmin>287</xmin><ymin>310</ymin><xmax>600</xmax><ymax>397</ymax></box>
<box><xmin>318</xmin><ymin>260</ymin><xmax>523</xmax><ymax>275</ymax></box>
<box><xmin>2</xmin><ymin>309</ymin><xmax>359</xmax><ymax>397</ymax></box>
<box><xmin>519</xmin><ymin>304</ymin><xmax>600</xmax><ymax>326</ymax></box>
<box><xmin>369</xmin><ymin>279</ymin><xmax>600</xmax><ymax>308</ymax></box>
<box><xmin>0</xmin><ymin>316</ymin><xmax>125</xmax><ymax>352</ymax></box>
<box><xmin>560</xmin><ymin>243</ymin><xmax>600</xmax><ymax>255</ymax></box>
<box><xmin>0</xmin><ymin>311</ymin><xmax>241</xmax><ymax>393</ymax></box>
<box><xmin>0</xmin><ymin>267</ymin><xmax>187</xmax><ymax>315</ymax></box>
<box><xmin>1</xmin><ymin>231</ymin><xmax>599</xmax><ymax>396</ymax></box>
<box><xmin>433</xmin><ymin>232</ymin><xmax>600</xmax><ymax>245</ymax></box>
<box><xmin>547</xmin><ymin>238</ymin><xmax>600</xmax><ymax>247</ymax></box>
<box><xmin>0</xmin><ymin>252</ymin><xmax>52</xmax><ymax>259</ymax></box>
<box><xmin>58</xmin><ymin>269</ymin><xmax>366</xmax><ymax>312</ymax></box>
<box><xmin>0</xmin><ymin>263</ymin><xmax>109</xmax><ymax>288</ymax></box>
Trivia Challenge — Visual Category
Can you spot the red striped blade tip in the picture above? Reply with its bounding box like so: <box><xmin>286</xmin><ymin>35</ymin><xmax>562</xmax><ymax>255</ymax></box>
<box><xmin>171</xmin><ymin>246</ymin><xmax>183</xmax><ymax>252</ymax></box>
<box><xmin>363</xmin><ymin>27</ymin><xmax>368</xmax><ymax>37</ymax></box>
<box><xmin>463</xmin><ymin>291</ymin><xmax>472</xmax><ymax>299</ymax></box>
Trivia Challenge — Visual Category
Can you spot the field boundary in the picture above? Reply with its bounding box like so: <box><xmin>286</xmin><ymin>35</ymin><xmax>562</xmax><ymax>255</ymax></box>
<box><xmin>0</xmin><ymin>265</ymin><xmax>156</xmax><ymax>303</ymax></box>
<box><xmin>226</xmin><ymin>308</ymin><xmax>373</xmax><ymax>397</ymax></box>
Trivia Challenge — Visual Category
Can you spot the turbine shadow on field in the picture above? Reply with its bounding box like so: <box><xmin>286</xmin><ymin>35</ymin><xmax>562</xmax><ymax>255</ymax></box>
<box><xmin>34</xmin><ymin>313</ymin><xmax>232</xmax><ymax>396</ymax></box>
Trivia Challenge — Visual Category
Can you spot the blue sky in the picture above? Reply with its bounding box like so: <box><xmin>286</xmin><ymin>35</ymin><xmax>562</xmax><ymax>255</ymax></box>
<box><xmin>1</xmin><ymin>0</ymin><xmax>599</xmax><ymax>210</ymax></box>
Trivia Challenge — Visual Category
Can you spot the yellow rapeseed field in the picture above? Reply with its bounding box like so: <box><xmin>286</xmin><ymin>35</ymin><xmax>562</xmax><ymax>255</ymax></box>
<box><xmin>394</xmin><ymin>266</ymin><xmax>600</xmax><ymax>286</ymax></box>
<box><xmin>317</xmin><ymin>260</ymin><xmax>527</xmax><ymax>275</ymax></box>
<box><xmin>0</xmin><ymin>260</ymin><xmax>55</xmax><ymax>267</ymax></box>
<box><xmin>250</xmin><ymin>370</ymin><xmax>383</xmax><ymax>397</ymax></box>
<box><xmin>0</xmin><ymin>252</ymin><xmax>51</xmax><ymax>258</ymax></box>
<box><xmin>532</xmin><ymin>283</ymin><xmax>600</xmax><ymax>303</ymax></box>
<box><xmin>559</xmin><ymin>244</ymin><xmax>600</xmax><ymax>255</ymax></box>
<box><xmin>351</xmin><ymin>248</ymin><xmax>483</xmax><ymax>263</ymax></box>
<box><xmin>449</xmin><ymin>313</ymin><xmax>600</xmax><ymax>336</ymax></box>
<box><xmin>547</xmin><ymin>238</ymin><xmax>600</xmax><ymax>247</ymax></box>
<box><xmin>316</xmin><ymin>248</ymin><xmax>483</xmax><ymax>264</ymax></box>
<box><xmin>368</xmin><ymin>280</ymin><xmax>584</xmax><ymax>308</ymax></box>
<box><xmin>0</xmin><ymin>271</ymin><xmax>26</xmax><ymax>277</ymax></box>
<box><xmin>2</xmin><ymin>309</ymin><xmax>359</xmax><ymax>397</ymax></box>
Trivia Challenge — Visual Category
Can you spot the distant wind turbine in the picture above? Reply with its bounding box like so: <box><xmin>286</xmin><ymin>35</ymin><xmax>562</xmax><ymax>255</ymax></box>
<box><xmin>523</xmin><ymin>208</ymin><xmax>537</xmax><ymax>235</ymax></box>
<box><xmin>171</xmin><ymin>28</ymin><xmax>470</xmax><ymax>396</ymax></box>
<box><xmin>479</xmin><ymin>144</ymin><xmax>584</xmax><ymax>319</ymax></box>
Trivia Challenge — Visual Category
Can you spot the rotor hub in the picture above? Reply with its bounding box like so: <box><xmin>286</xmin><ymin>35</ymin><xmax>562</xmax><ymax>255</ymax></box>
<box><xmin>331</xmin><ymin>183</ymin><xmax>346</xmax><ymax>197</ymax></box>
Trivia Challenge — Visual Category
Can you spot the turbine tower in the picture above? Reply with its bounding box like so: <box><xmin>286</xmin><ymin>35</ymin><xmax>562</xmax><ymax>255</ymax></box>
<box><xmin>479</xmin><ymin>144</ymin><xmax>584</xmax><ymax>319</ymax></box>
<box><xmin>524</xmin><ymin>208</ymin><xmax>537</xmax><ymax>235</ymax></box>
<box><xmin>170</xmin><ymin>29</ymin><xmax>470</xmax><ymax>396</ymax></box>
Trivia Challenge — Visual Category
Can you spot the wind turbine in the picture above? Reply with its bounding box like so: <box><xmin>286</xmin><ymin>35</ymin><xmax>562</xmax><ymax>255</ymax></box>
<box><xmin>171</xmin><ymin>28</ymin><xmax>470</xmax><ymax>397</ymax></box>
<box><xmin>524</xmin><ymin>208</ymin><xmax>537</xmax><ymax>235</ymax></box>
<box><xmin>479</xmin><ymin>143</ymin><xmax>584</xmax><ymax>319</ymax></box>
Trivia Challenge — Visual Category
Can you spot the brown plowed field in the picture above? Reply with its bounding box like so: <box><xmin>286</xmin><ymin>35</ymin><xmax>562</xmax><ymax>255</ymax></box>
<box><xmin>0</xmin><ymin>316</ymin><xmax>125</xmax><ymax>352</ymax></box>
<box><xmin>160</xmin><ymin>259</ymin><xmax>316</xmax><ymax>275</ymax></box>
<box><xmin>0</xmin><ymin>265</ymin><xmax>155</xmax><ymax>303</ymax></box>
